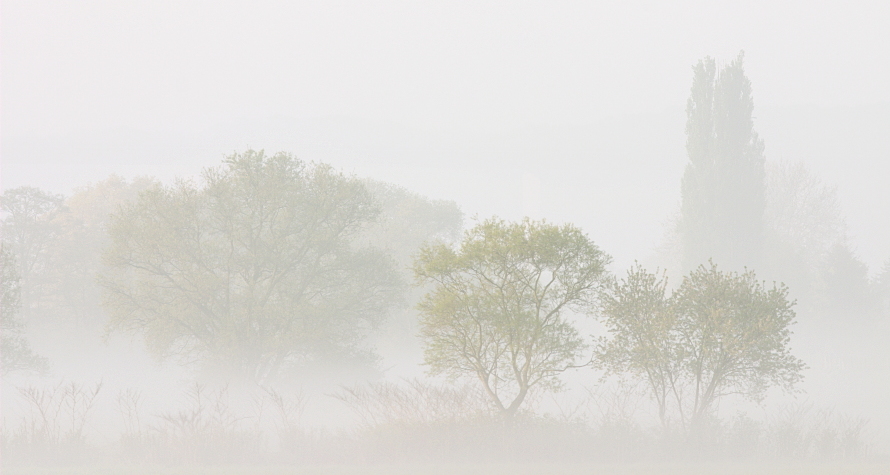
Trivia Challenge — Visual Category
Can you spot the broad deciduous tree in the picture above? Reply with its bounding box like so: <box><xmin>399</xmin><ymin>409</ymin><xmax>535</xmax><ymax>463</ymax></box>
<box><xmin>101</xmin><ymin>151</ymin><xmax>402</xmax><ymax>382</ymax></box>
<box><xmin>414</xmin><ymin>218</ymin><xmax>610</xmax><ymax>417</ymax></box>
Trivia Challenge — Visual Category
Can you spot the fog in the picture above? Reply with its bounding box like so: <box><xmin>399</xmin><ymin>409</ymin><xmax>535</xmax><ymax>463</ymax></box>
<box><xmin>2</xmin><ymin>1</ymin><xmax>889</xmax><ymax>473</ymax></box>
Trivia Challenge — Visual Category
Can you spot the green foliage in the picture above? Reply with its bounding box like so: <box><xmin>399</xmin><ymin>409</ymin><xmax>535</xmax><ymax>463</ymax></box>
<box><xmin>50</xmin><ymin>176</ymin><xmax>158</xmax><ymax>327</ymax></box>
<box><xmin>360</xmin><ymin>180</ymin><xmax>463</xmax><ymax>269</ymax></box>
<box><xmin>0</xmin><ymin>186</ymin><xmax>65</xmax><ymax>318</ymax></box>
<box><xmin>358</xmin><ymin>180</ymin><xmax>464</xmax><ymax>361</ymax></box>
<box><xmin>596</xmin><ymin>264</ymin><xmax>680</xmax><ymax>428</ymax></box>
<box><xmin>101</xmin><ymin>150</ymin><xmax>403</xmax><ymax>382</ymax></box>
<box><xmin>414</xmin><ymin>218</ymin><xmax>610</xmax><ymax>417</ymax></box>
<box><xmin>1</xmin><ymin>178</ymin><xmax>155</xmax><ymax>330</ymax></box>
<box><xmin>597</xmin><ymin>262</ymin><xmax>805</xmax><ymax>433</ymax></box>
<box><xmin>680</xmin><ymin>52</ymin><xmax>766</xmax><ymax>273</ymax></box>
<box><xmin>0</xmin><ymin>245</ymin><xmax>48</xmax><ymax>374</ymax></box>
<box><xmin>675</xmin><ymin>263</ymin><xmax>805</xmax><ymax>425</ymax></box>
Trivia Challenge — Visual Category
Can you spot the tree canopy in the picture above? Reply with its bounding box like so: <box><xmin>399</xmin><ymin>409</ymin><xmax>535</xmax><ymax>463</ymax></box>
<box><xmin>596</xmin><ymin>263</ymin><xmax>679</xmax><ymax>428</ymax></box>
<box><xmin>414</xmin><ymin>218</ymin><xmax>610</xmax><ymax>417</ymax></box>
<box><xmin>597</xmin><ymin>262</ymin><xmax>805</xmax><ymax>434</ymax></box>
<box><xmin>1</xmin><ymin>186</ymin><xmax>66</xmax><ymax>319</ymax></box>
<box><xmin>0</xmin><ymin>245</ymin><xmax>48</xmax><ymax>375</ymax></box>
<box><xmin>674</xmin><ymin>263</ymin><xmax>804</xmax><ymax>427</ymax></box>
<box><xmin>101</xmin><ymin>151</ymin><xmax>403</xmax><ymax>382</ymax></box>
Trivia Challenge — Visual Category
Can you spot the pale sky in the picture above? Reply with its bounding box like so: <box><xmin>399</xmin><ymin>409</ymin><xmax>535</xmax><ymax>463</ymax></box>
<box><xmin>3</xmin><ymin>1</ymin><xmax>889</xmax><ymax>269</ymax></box>
<box><xmin>4</xmin><ymin>1</ymin><xmax>888</xmax><ymax>136</ymax></box>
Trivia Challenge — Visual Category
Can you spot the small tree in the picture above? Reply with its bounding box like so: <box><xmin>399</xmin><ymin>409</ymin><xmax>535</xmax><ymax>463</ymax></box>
<box><xmin>596</xmin><ymin>264</ymin><xmax>681</xmax><ymax>430</ymax></box>
<box><xmin>674</xmin><ymin>263</ymin><xmax>804</xmax><ymax>431</ymax></box>
<box><xmin>598</xmin><ymin>262</ymin><xmax>805</xmax><ymax>434</ymax></box>
<box><xmin>414</xmin><ymin>218</ymin><xmax>610</xmax><ymax>417</ymax></box>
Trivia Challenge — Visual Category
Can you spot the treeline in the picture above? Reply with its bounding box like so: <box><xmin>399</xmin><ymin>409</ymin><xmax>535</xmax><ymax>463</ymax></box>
<box><xmin>1</xmin><ymin>161</ymin><xmax>463</xmax><ymax>380</ymax></box>
<box><xmin>2</xmin><ymin>53</ymin><xmax>889</xmax><ymax>466</ymax></box>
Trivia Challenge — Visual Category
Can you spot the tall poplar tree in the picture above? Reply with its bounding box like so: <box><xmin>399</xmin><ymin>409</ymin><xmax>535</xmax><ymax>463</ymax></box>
<box><xmin>680</xmin><ymin>52</ymin><xmax>766</xmax><ymax>273</ymax></box>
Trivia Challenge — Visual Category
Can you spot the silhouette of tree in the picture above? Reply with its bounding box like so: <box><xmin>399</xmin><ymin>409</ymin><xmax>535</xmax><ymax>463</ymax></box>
<box><xmin>680</xmin><ymin>52</ymin><xmax>766</xmax><ymax>273</ymax></box>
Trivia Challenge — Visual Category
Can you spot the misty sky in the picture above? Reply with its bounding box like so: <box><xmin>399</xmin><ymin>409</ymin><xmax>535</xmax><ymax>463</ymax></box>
<box><xmin>2</xmin><ymin>4</ymin><xmax>890</xmax><ymax>464</ymax></box>
<box><xmin>3</xmin><ymin>1</ymin><xmax>889</xmax><ymax>270</ymax></box>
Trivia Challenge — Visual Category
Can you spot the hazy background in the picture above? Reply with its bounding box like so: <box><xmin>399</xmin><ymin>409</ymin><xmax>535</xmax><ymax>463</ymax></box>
<box><xmin>4</xmin><ymin>1</ymin><xmax>888</xmax><ymax>271</ymax></box>
<box><xmin>2</xmin><ymin>0</ymin><xmax>889</xmax><ymax>469</ymax></box>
